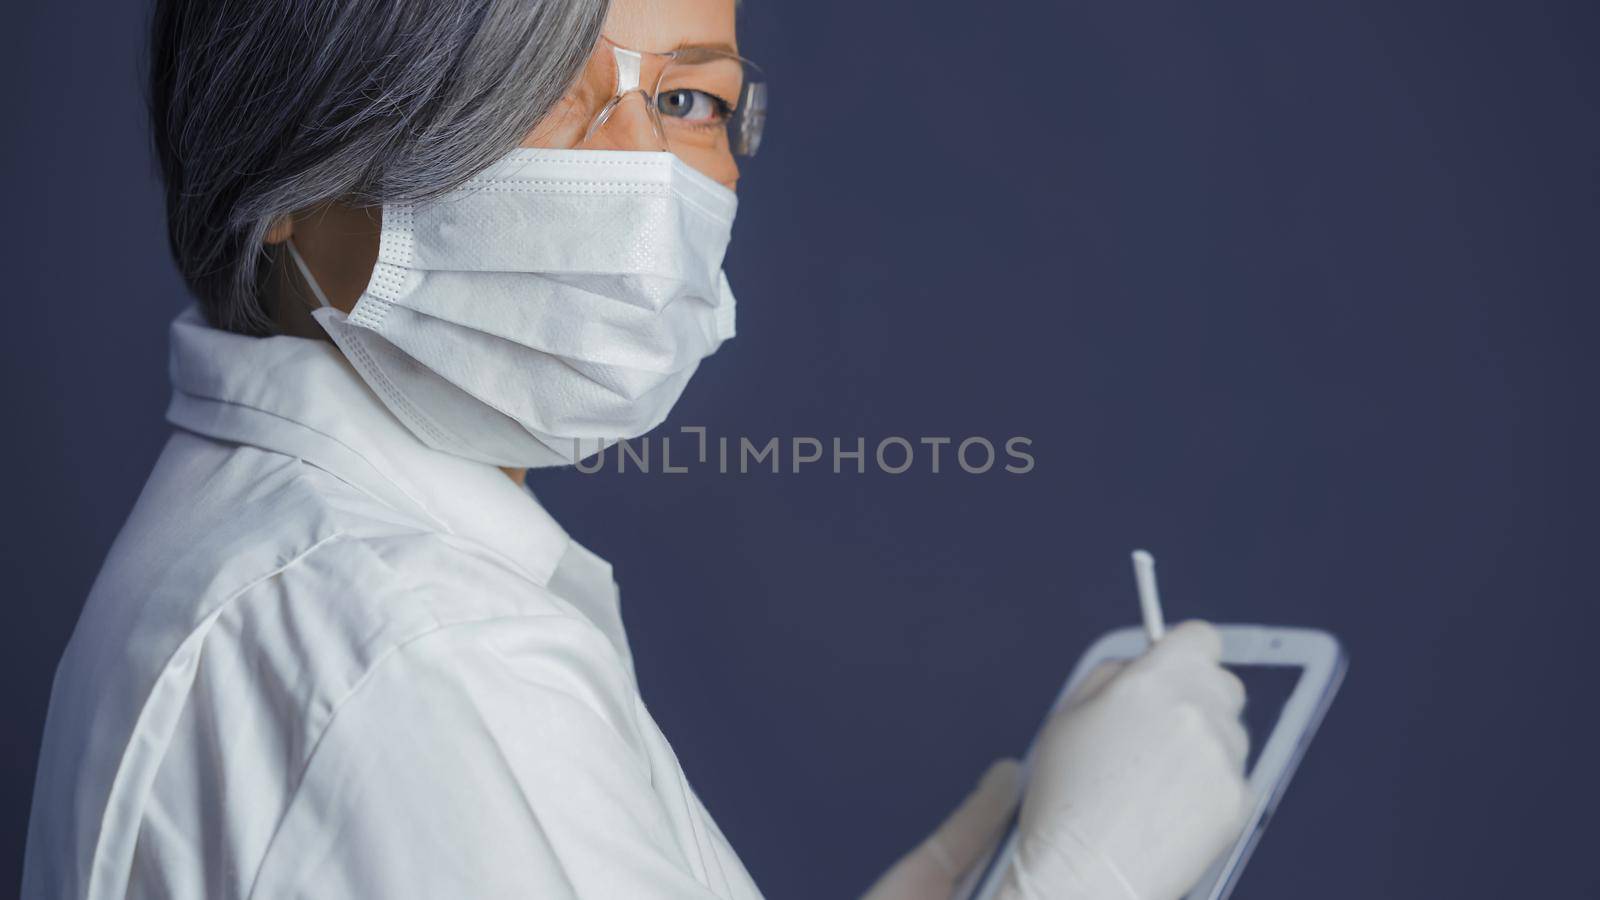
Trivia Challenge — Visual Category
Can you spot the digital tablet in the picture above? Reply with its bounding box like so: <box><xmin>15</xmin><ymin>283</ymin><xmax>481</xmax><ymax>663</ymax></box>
<box><xmin>958</xmin><ymin>625</ymin><xmax>1346</xmax><ymax>900</ymax></box>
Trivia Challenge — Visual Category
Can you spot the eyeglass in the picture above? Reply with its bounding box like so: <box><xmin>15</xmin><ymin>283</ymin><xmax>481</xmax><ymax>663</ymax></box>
<box><xmin>532</xmin><ymin>35</ymin><xmax>767</xmax><ymax>183</ymax></box>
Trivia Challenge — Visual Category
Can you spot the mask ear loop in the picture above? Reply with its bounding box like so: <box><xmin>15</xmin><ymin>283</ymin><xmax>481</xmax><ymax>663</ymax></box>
<box><xmin>284</xmin><ymin>238</ymin><xmax>335</xmax><ymax>310</ymax></box>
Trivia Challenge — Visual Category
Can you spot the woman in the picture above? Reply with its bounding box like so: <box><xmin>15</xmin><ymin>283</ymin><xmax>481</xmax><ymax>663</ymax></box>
<box><xmin>24</xmin><ymin>0</ymin><xmax>1251</xmax><ymax>897</ymax></box>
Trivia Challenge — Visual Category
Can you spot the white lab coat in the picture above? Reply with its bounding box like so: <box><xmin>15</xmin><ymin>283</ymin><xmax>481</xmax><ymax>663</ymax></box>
<box><xmin>23</xmin><ymin>307</ymin><xmax>763</xmax><ymax>900</ymax></box>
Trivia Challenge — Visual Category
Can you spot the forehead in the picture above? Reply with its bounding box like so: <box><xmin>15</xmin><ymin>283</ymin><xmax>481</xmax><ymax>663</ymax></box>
<box><xmin>601</xmin><ymin>0</ymin><xmax>738</xmax><ymax>52</ymax></box>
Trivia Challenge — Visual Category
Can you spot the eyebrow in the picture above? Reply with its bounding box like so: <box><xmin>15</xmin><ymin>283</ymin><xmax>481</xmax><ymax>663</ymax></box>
<box><xmin>670</xmin><ymin>40</ymin><xmax>741</xmax><ymax>56</ymax></box>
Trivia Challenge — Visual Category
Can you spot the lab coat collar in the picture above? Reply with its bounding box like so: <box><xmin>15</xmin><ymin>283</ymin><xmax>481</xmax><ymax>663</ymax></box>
<box><xmin>165</xmin><ymin>306</ymin><xmax>571</xmax><ymax>587</ymax></box>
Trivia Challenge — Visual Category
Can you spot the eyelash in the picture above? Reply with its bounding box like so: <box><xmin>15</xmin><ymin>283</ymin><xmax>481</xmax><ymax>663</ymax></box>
<box><xmin>669</xmin><ymin>89</ymin><xmax>735</xmax><ymax>130</ymax></box>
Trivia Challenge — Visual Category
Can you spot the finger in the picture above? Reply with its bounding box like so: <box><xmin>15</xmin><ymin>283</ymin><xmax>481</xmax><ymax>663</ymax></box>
<box><xmin>1064</xmin><ymin>661</ymin><xmax>1126</xmax><ymax>709</ymax></box>
<box><xmin>1216</xmin><ymin>665</ymin><xmax>1247</xmax><ymax>715</ymax></box>
<box><xmin>922</xmin><ymin>758</ymin><xmax>1023</xmax><ymax>878</ymax></box>
<box><xmin>1167</xmin><ymin>659</ymin><xmax>1246</xmax><ymax>717</ymax></box>
<box><xmin>1210</xmin><ymin>714</ymin><xmax>1249</xmax><ymax>771</ymax></box>
<box><xmin>1145</xmin><ymin>620</ymin><xmax>1223</xmax><ymax>665</ymax></box>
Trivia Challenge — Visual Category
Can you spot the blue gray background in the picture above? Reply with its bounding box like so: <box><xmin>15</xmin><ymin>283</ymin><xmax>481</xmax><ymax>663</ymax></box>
<box><xmin>4</xmin><ymin>0</ymin><xmax>1596</xmax><ymax>896</ymax></box>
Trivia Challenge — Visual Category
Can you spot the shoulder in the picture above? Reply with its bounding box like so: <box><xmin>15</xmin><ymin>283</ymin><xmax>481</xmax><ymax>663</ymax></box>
<box><xmin>74</xmin><ymin>430</ymin><xmax>619</xmax><ymax>765</ymax></box>
<box><xmin>35</xmin><ymin>433</ymin><xmax>638</xmax><ymax>898</ymax></box>
<box><xmin>101</xmin><ymin>429</ymin><xmax>575</xmax><ymax>627</ymax></box>
<box><xmin>177</xmin><ymin>446</ymin><xmax>617</xmax><ymax>723</ymax></box>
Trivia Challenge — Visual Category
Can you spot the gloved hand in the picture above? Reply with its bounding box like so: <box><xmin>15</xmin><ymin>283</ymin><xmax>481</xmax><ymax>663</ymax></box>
<box><xmin>862</xmin><ymin>759</ymin><xmax>1023</xmax><ymax>900</ymax></box>
<box><xmin>999</xmin><ymin>621</ymin><xmax>1251</xmax><ymax>900</ymax></box>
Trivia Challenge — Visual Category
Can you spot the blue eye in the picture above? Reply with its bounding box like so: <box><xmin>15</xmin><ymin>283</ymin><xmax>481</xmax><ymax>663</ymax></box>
<box><xmin>657</xmin><ymin>89</ymin><xmax>730</xmax><ymax>125</ymax></box>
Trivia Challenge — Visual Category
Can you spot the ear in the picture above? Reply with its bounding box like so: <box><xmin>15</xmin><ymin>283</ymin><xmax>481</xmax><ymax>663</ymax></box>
<box><xmin>263</xmin><ymin>216</ymin><xmax>294</xmax><ymax>245</ymax></box>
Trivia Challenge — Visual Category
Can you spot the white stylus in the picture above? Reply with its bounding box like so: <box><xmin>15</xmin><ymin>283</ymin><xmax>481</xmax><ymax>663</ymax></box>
<box><xmin>1131</xmin><ymin>549</ymin><xmax>1166</xmax><ymax>642</ymax></box>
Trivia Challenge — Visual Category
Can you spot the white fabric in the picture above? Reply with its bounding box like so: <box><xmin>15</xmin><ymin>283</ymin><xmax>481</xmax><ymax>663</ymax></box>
<box><xmin>23</xmin><ymin>307</ymin><xmax>762</xmax><ymax>900</ymax></box>
<box><xmin>1000</xmin><ymin>622</ymin><xmax>1251</xmax><ymax>900</ymax></box>
<box><xmin>311</xmin><ymin>148</ymin><xmax>739</xmax><ymax>469</ymax></box>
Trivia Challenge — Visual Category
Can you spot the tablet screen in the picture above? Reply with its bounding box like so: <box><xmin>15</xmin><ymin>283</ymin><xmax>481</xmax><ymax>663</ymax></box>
<box><xmin>1229</xmin><ymin>664</ymin><xmax>1303</xmax><ymax>773</ymax></box>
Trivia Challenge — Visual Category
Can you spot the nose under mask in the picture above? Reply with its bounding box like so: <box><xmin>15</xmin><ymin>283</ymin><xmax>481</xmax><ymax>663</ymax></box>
<box><xmin>288</xmin><ymin>148</ymin><xmax>739</xmax><ymax>469</ymax></box>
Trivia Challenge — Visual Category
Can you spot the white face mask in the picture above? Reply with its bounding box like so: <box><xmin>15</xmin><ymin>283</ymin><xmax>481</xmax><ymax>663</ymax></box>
<box><xmin>286</xmin><ymin>148</ymin><xmax>738</xmax><ymax>468</ymax></box>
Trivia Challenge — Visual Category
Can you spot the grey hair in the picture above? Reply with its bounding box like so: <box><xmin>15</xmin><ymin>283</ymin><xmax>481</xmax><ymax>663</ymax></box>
<box><xmin>150</xmin><ymin>0</ymin><xmax>610</xmax><ymax>335</ymax></box>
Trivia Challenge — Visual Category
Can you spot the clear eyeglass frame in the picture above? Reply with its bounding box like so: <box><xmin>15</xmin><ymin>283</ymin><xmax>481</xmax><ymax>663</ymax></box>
<box><xmin>549</xmin><ymin>36</ymin><xmax>767</xmax><ymax>179</ymax></box>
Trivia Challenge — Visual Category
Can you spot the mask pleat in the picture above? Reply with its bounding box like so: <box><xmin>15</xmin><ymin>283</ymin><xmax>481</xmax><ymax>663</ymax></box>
<box><xmin>331</xmin><ymin>148</ymin><xmax>739</xmax><ymax>469</ymax></box>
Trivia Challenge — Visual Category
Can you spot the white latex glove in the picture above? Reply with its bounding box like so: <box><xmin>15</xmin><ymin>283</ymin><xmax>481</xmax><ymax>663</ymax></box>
<box><xmin>862</xmin><ymin>759</ymin><xmax>1023</xmax><ymax>900</ymax></box>
<box><xmin>999</xmin><ymin>621</ymin><xmax>1251</xmax><ymax>900</ymax></box>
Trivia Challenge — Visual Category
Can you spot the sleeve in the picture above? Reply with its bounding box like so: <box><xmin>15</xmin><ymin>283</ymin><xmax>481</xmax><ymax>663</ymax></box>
<box><xmin>245</xmin><ymin>613</ymin><xmax>726</xmax><ymax>900</ymax></box>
